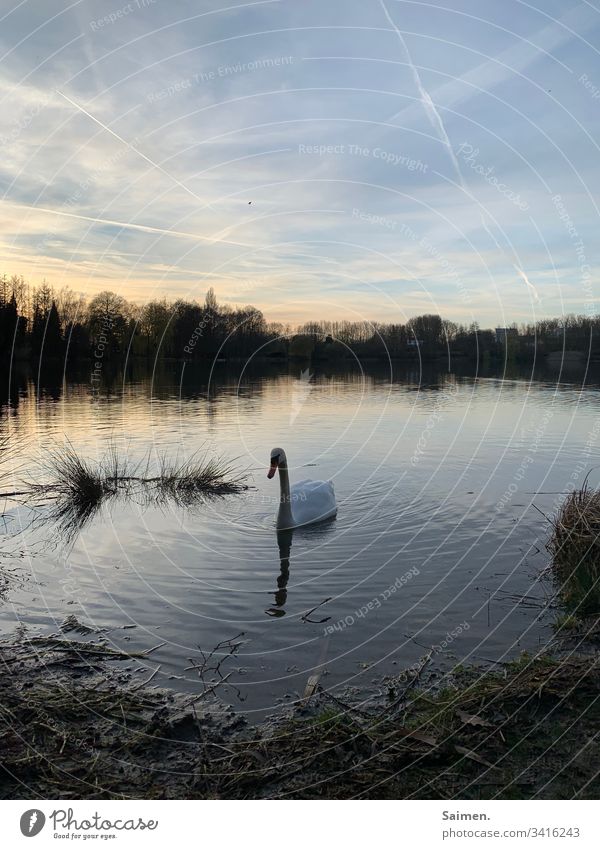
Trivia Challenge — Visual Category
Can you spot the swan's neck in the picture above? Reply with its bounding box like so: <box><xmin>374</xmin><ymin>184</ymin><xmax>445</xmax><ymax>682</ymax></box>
<box><xmin>276</xmin><ymin>462</ymin><xmax>294</xmax><ymax>529</ymax></box>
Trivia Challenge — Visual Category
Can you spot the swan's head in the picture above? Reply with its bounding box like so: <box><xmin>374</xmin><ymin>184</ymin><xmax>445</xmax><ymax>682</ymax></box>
<box><xmin>268</xmin><ymin>447</ymin><xmax>287</xmax><ymax>478</ymax></box>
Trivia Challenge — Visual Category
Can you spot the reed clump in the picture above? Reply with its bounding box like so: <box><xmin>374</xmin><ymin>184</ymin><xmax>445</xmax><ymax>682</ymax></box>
<box><xmin>154</xmin><ymin>454</ymin><xmax>249</xmax><ymax>506</ymax></box>
<box><xmin>29</xmin><ymin>443</ymin><xmax>248</xmax><ymax>528</ymax></box>
<box><xmin>42</xmin><ymin>444</ymin><xmax>115</xmax><ymax>512</ymax></box>
<box><xmin>548</xmin><ymin>481</ymin><xmax>600</xmax><ymax>616</ymax></box>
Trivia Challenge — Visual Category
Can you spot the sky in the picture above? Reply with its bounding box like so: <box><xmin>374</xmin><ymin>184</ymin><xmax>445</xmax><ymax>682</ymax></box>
<box><xmin>0</xmin><ymin>0</ymin><xmax>599</xmax><ymax>327</ymax></box>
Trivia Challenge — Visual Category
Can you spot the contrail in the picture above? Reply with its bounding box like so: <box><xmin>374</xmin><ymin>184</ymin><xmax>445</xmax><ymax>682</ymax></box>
<box><xmin>5</xmin><ymin>200</ymin><xmax>255</xmax><ymax>249</ymax></box>
<box><xmin>379</xmin><ymin>0</ymin><xmax>464</xmax><ymax>187</ymax></box>
<box><xmin>514</xmin><ymin>264</ymin><xmax>541</xmax><ymax>303</ymax></box>
<box><xmin>382</xmin><ymin>2</ymin><xmax>595</xmax><ymax>132</ymax></box>
<box><xmin>481</xmin><ymin>214</ymin><xmax>542</xmax><ymax>304</ymax></box>
<box><xmin>0</xmin><ymin>0</ymin><xmax>27</xmax><ymax>25</ymax></box>
<box><xmin>56</xmin><ymin>90</ymin><xmax>217</xmax><ymax>211</ymax></box>
<box><xmin>380</xmin><ymin>4</ymin><xmax>542</xmax><ymax>308</ymax></box>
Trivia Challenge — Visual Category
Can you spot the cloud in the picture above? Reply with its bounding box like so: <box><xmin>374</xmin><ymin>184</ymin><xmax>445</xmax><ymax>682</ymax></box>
<box><xmin>0</xmin><ymin>0</ymin><xmax>597</xmax><ymax>324</ymax></box>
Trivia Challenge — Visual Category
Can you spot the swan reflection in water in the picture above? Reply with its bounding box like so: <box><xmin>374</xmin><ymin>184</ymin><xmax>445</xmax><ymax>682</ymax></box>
<box><xmin>265</xmin><ymin>528</ymin><xmax>293</xmax><ymax>617</ymax></box>
<box><xmin>265</xmin><ymin>446</ymin><xmax>337</xmax><ymax>617</ymax></box>
<box><xmin>264</xmin><ymin>518</ymin><xmax>337</xmax><ymax>618</ymax></box>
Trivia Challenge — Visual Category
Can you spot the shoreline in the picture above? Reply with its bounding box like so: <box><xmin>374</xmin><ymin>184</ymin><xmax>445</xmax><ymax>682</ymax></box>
<box><xmin>2</xmin><ymin>629</ymin><xmax>599</xmax><ymax>800</ymax></box>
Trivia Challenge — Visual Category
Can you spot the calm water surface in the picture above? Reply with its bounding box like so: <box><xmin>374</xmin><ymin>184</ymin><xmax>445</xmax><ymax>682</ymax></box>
<box><xmin>1</xmin><ymin>360</ymin><xmax>599</xmax><ymax>716</ymax></box>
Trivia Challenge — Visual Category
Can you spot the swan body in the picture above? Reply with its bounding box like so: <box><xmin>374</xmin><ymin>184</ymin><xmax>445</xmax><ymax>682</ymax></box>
<box><xmin>268</xmin><ymin>448</ymin><xmax>337</xmax><ymax>529</ymax></box>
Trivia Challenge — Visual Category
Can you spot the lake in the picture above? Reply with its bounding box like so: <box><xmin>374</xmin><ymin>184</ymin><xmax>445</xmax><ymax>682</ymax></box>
<box><xmin>1</xmin><ymin>358</ymin><xmax>599</xmax><ymax>718</ymax></box>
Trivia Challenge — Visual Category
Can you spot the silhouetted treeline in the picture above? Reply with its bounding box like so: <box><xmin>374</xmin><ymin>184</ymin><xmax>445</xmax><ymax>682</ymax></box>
<box><xmin>0</xmin><ymin>278</ymin><xmax>280</xmax><ymax>364</ymax></box>
<box><xmin>2</xmin><ymin>274</ymin><xmax>600</xmax><ymax>365</ymax></box>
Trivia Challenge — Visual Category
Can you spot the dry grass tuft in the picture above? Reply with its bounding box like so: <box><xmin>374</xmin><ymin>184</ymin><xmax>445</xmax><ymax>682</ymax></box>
<box><xmin>28</xmin><ymin>442</ymin><xmax>248</xmax><ymax>531</ymax></box>
<box><xmin>548</xmin><ymin>478</ymin><xmax>600</xmax><ymax>615</ymax></box>
<box><xmin>154</xmin><ymin>452</ymin><xmax>248</xmax><ymax>505</ymax></box>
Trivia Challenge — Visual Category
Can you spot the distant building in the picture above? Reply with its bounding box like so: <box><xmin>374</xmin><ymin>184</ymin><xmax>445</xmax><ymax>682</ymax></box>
<box><xmin>495</xmin><ymin>327</ymin><xmax>518</xmax><ymax>345</ymax></box>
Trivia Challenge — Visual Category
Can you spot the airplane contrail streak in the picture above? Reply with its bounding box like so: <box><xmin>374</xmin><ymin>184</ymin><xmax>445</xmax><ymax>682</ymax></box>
<box><xmin>481</xmin><ymin>214</ymin><xmax>542</xmax><ymax>304</ymax></box>
<box><xmin>5</xmin><ymin>200</ymin><xmax>255</xmax><ymax>249</ymax></box>
<box><xmin>56</xmin><ymin>90</ymin><xmax>218</xmax><ymax>211</ymax></box>
<box><xmin>380</xmin><ymin>2</ymin><xmax>543</xmax><ymax>308</ymax></box>
<box><xmin>514</xmin><ymin>263</ymin><xmax>541</xmax><ymax>303</ymax></box>
<box><xmin>379</xmin><ymin>0</ymin><xmax>465</xmax><ymax>187</ymax></box>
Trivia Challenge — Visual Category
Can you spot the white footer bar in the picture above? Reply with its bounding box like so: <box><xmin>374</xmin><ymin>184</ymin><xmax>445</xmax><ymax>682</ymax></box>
<box><xmin>0</xmin><ymin>799</ymin><xmax>598</xmax><ymax>848</ymax></box>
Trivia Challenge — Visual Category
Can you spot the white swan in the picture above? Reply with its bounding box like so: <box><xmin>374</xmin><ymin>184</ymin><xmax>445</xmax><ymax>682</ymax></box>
<box><xmin>267</xmin><ymin>447</ymin><xmax>337</xmax><ymax>529</ymax></box>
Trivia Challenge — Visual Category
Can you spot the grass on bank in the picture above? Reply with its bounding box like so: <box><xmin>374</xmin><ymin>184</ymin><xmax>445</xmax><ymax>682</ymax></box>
<box><xmin>547</xmin><ymin>478</ymin><xmax>600</xmax><ymax>617</ymax></box>
<box><xmin>217</xmin><ymin>651</ymin><xmax>600</xmax><ymax>800</ymax></box>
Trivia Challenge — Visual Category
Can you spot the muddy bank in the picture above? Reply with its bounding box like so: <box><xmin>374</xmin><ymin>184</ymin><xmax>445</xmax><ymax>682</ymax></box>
<box><xmin>0</xmin><ymin>636</ymin><xmax>245</xmax><ymax>799</ymax></box>
<box><xmin>1</xmin><ymin>633</ymin><xmax>599</xmax><ymax>799</ymax></box>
